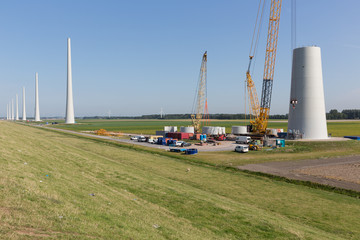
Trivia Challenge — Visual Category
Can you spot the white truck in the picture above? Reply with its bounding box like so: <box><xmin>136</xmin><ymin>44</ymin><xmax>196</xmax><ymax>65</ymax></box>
<box><xmin>235</xmin><ymin>136</ymin><xmax>251</xmax><ymax>144</ymax></box>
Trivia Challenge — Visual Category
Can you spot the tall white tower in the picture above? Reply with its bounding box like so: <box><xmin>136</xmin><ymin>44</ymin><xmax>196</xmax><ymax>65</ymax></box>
<box><xmin>15</xmin><ymin>94</ymin><xmax>19</xmax><ymax>120</ymax></box>
<box><xmin>8</xmin><ymin>102</ymin><xmax>11</xmax><ymax>120</ymax></box>
<box><xmin>34</xmin><ymin>72</ymin><xmax>41</xmax><ymax>122</ymax></box>
<box><xmin>6</xmin><ymin>104</ymin><xmax>8</xmax><ymax>120</ymax></box>
<box><xmin>65</xmin><ymin>38</ymin><xmax>75</xmax><ymax>124</ymax></box>
<box><xmin>287</xmin><ymin>46</ymin><xmax>328</xmax><ymax>139</ymax></box>
<box><xmin>11</xmin><ymin>99</ymin><xmax>14</xmax><ymax>120</ymax></box>
<box><xmin>22</xmin><ymin>87</ymin><xmax>26</xmax><ymax>121</ymax></box>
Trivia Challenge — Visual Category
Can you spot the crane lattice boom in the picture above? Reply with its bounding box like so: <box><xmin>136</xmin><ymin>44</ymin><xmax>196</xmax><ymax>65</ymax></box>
<box><xmin>191</xmin><ymin>51</ymin><xmax>208</xmax><ymax>133</ymax></box>
<box><xmin>247</xmin><ymin>0</ymin><xmax>282</xmax><ymax>134</ymax></box>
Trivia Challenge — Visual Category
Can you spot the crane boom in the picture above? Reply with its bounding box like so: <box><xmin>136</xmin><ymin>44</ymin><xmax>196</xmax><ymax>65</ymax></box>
<box><xmin>191</xmin><ymin>51</ymin><xmax>208</xmax><ymax>133</ymax></box>
<box><xmin>259</xmin><ymin>0</ymin><xmax>282</xmax><ymax>131</ymax></box>
<box><xmin>247</xmin><ymin>0</ymin><xmax>282</xmax><ymax>134</ymax></box>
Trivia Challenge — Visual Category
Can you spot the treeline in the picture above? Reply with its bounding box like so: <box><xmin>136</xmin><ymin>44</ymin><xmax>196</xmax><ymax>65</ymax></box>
<box><xmin>82</xmin><ymin>109</ymin><xmax>360</xmax><ymax>120</ymax></box>
<box><xmin>82</xmin><ymin>113</ymin><xmax>288</xmax><ymax>120</ymax></box>
<box><xmin>326</xmin><ymin>109</ymin><xmax>360</xmax><ymax>120</ymax></box>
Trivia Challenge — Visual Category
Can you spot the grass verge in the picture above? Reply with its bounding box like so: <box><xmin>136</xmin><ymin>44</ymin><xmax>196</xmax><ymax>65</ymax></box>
<box><xmin>1</xmin><ymin>121</ymin><xmax>360</xmax><ymax>239</ymax></box>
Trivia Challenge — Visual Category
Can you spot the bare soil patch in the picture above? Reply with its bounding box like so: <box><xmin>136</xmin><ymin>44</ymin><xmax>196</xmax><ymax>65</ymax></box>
<box><xmin>238</xmin><ymin>155</ymin><xmax>360</xmax><ymax>192</ymax></box>
<box><xmin>296</xmin><ymin>163</ymin><xmax>360</xmax><ymax>185</ymax></box>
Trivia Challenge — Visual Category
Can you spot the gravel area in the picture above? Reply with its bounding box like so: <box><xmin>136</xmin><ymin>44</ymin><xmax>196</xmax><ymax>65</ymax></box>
<box><xmin>238</xmin><ymin>156</ymin><xmax>360</xmax><ymax>192</ymax></box>
<box><xmin>296</xmin><ymin>163</ymin><xmax>360</xmax><ymax>185</ymax></box>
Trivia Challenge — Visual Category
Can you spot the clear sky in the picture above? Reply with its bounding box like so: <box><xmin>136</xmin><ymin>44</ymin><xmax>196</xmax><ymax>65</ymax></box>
<box><xmin>1</xmin><ymin>0</ymin><xmax>359</xmax><ymax>117</ymax></box>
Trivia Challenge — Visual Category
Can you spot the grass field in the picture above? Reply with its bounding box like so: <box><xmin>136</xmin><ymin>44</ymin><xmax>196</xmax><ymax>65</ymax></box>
<box><xmin>194</xmin><ymin>140</ymin><xmax>360</xmax><ymax>166</ymax></box>
<box><xmin>48</xmin><ymin>119</ymin><xmax>360</xmax><ymax>137</ymax></box>
<box><xmin>1</xmin><ymin>121</ymin><xmax>360</xmax><ymax>239</ymax></box>
<box><xmin>36</xmin><ymin>119</ymin><xmax>360</xmax><ymax>169</ymax></box>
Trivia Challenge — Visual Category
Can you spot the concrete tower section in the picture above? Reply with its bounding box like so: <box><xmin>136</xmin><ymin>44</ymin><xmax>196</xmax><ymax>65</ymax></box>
<box><xmin>34</xmin><ymin>72</ymin><xmax>41</xmax><ymax>122</ymax></box>
<box><xmin>287</xmin><ymin>46</ymin><xmax>328</xmax><ymax>139</ymax></box>
<box><xmin>22</xmin><ymin>87</ymin><xmax>26</xmax><ymax>121</ymax></box>
<box><xmin>65</xmin><ymin>38</ymin><xmax>75</xmax><ymax>124</ymax></box>
<box><xmin>6</xmin><ymin>104</ymin><xmax>9</xmax><ymax>120</ymax></box>
<box><xmin>11</xmin><ymin>99</ymin><xmax>14</xmax><ymax>120</ymax></box>
<box><xmin>16</xmin><ymin>94</ymin><xmax>19</xmax><ymax>120</ymax></box>
<box><xmin>8</xmin><ymin>102</ymin><xmax>11</xmax><ymax>120</ymax></box>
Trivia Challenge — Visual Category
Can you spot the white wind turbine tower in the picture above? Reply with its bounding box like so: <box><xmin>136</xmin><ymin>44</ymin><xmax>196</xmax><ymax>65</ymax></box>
<box><xmin>22</xmin><ymin>87</ymin><xmax>26</xmax><ymax>121</ymax></box>
<box><xmin>65</xmin><ymin>38</ymin><xmax>75</xmax><ymax>124</ymax></box>
<box><xmin>11</xmin><ymin>99</ymin><xmax>14</xmax><ymax>120</ymax></box>
<box><xmin>15</xmin><ymin>94</ymin><xmax>19</xmax><ymax>120</ymax></box>
<box><xmin>34</xmin><ymin>72</ymin><xmax>41</xmax><ymax>122</ymax></box>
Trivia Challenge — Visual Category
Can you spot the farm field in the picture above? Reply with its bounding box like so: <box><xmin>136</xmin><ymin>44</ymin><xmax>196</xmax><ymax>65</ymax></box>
<box><xmin>48</xmin><ymin>119</ymin><xmax>360</xmax><ymax>137</ymax></box>
<box><xmin>1</xmin><ymin>121</ymin><xmax>360</xmax><ymax>239</ymax></box>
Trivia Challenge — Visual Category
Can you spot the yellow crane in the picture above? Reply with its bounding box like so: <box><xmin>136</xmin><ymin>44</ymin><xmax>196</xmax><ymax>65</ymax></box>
<box><xmin>191</xmin><ymin>51</ymin><xmax>209</xmax><ymax>133</ymax></box>
<box><xmin>246</xmin><ymin>0</ymin><xmax>282</xmax><ymax>134</ymax></box>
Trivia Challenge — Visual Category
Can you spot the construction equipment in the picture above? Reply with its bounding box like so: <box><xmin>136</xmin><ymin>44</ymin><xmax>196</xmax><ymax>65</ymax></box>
<box><xmin>95</xmin><ymin>129</ymin><xmax>110</xmax><ymax>136</ymax></box>
<box><xmin>249</xmin><ymin>140</ymin><xmax>261</xmax><ymax>151</ymax></box>
<box><xmin>246</xmin><ymin>0</ymin><xmax>283</xmax><ymax>135</ymax></box>
<box><xmin>214</xmin><ymin>134</ymin><xmax>226</xmax><ymax>141</ymax></box>
<box><xmin>191</xmin><ymin>51</ymin><xmax>209</xmax><ymax>133</ymax></box>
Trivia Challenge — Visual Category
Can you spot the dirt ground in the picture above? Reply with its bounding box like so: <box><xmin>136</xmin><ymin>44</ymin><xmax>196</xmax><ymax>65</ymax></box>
<box><xmin>238</xmin><ymin>156</ymin><xmax>360</xmax><ymax>192</ymax></box>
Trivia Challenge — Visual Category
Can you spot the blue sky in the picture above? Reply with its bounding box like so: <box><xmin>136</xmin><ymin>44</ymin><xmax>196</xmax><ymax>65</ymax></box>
<box><xmin>1</xmin><ymin>0</ymin><xmax>359</xmax><ymax>117</ymax></box>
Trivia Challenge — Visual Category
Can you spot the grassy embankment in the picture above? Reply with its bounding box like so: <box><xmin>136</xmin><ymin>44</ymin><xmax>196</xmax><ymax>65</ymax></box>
<box><xmin>1</xmin><ymin>121</ymin><xmax>360</xmax><ymax>239</ymax></box>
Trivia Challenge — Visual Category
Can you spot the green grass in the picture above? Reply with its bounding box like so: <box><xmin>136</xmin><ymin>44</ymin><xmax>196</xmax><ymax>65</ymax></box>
<box><xmin>193</xmin><ymin>140</ymin><xmax>360</xmax><ymax>166</ymax></box>
<box><xmin>46</xmin><ymin>119</ymin><xmax>360</xmax><ymax>137</ymax></box>
<box><xmin>35</xmin><ymin>119</ymin><xmax>360</xmax><ymax>168</ymax></box>
<box><xmin>327</xmin><ymin>121</ymin><xmax>360</xmax><ymax>137</ymax></box>
<box><xmin>48</xmin><ymin>119</ymin><xmax>285</xmax><ymax>135</ymax></box>
<box><xmin>1</xmin><ymin>121</ymin><xmax>360</xmax><ymax>239</ymax></box>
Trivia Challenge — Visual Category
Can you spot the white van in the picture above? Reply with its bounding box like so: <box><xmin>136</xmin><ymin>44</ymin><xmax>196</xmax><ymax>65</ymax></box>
<box><xmin>235</xmin><ymin>145</ymin><xmax>249</xmax><ymax>153</ymax></box>
<box><xmin>235</xmin><ymin>136</ymin><xmax>251</xmax><ymax>144</ymax></box>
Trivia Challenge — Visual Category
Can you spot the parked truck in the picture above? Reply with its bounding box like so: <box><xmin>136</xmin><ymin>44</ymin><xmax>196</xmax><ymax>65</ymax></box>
<box><xmin>235</xmin><ymin>136</ymin><xmax>251</xmax><ymax>144</ymax></box>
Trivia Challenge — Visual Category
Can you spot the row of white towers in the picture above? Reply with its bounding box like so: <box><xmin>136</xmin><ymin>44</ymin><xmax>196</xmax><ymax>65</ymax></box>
<box><xmin>6</xmin><ymin>38</ymin><xmax>75</xmax><ymax>124</ymax></box>
<box><xmin>6</xmin><ymin>90</ymin><xmax>25</xmax><ymax>121</ymax></box>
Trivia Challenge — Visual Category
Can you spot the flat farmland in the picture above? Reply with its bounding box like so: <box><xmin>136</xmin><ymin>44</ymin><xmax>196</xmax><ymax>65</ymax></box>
<box><xmin>1</xmin><ymin>121</ymin><xmax>360</xmax><ymax>239</ymax></box>
<box><xmin>48</xmin><ymin>119</ymin><xmax>360</xmax><ymax>137</ymax></box>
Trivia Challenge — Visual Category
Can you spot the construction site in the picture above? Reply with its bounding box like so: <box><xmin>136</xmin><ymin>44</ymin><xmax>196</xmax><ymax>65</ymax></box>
<box><xmin>2</xmin><ymin>0</ymin><xmax>360</xmax><ymax>239</ymax></box>
<box><xmin>119</xmin><ymin>0</ymin><xmax>342</xmax><ymax>155</ymax></box>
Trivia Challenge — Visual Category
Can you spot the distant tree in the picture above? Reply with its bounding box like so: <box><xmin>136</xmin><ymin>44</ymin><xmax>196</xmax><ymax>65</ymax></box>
<box><xmin>327</xmin><ymin>109</ymin><xmax>343</xmax><ymax>119</ymax></box>
<box><xmin>342</xmin><ymin>109</ymin><xmax>360</xmax><ymax>119</ymax></box>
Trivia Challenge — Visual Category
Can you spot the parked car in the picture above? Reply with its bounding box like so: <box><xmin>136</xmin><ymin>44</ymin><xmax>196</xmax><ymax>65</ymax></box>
<box><xmin>182</xmin><ymin>142</ymin><xmax>191</xmax><ymax>147</ymax></box>
<box><xmin>137</xmin><ymin>136</ymin><xmax>146</xmax><ymax>142</ymax></box>
<box><xmin>148</xmin><ymin>138</ymin><xmax>156</xmax><ymax>144</ymax></box>
<box><xmin>175</xmin><ymin>141</ymin><xmax>184</xmax><ymax>147</ymax></box>
<box><xmin>175</xmin><ymin>141</ymin><xmax>191</xmax><ymax>147</ymax></box>
<box><xmin>235</xmin><ymin>136</ymin><xmax>251</xmax><ymax>144</ymax></box>
<box><xmin>130</xmin><ymin>136</ymin><xmax>139</xmax><ymax>140</ymax></box>
<box><xmin>235</xmin><ymin>145</ymin><xmax>249</xmax><ymax>153</ymax></box>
